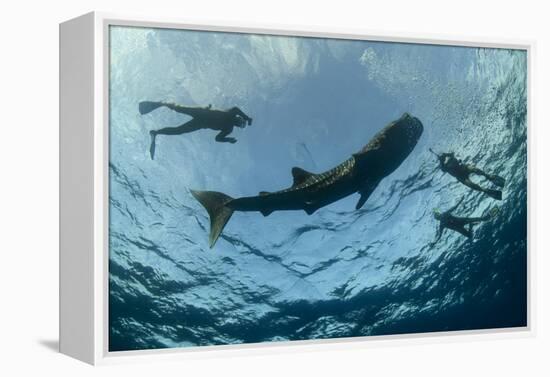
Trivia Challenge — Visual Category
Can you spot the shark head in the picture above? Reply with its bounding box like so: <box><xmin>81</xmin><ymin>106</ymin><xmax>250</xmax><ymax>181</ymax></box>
<box><xmin>354</xmin><ymin>113</ymin><xmax>424</xmax><ymax>177</ymax></box>
<box><xmin>395</xmin><ymin>113</ymin><xmax>424</xmax><ymax>145</ymax></box>
<box><xmin>391</xmin><ymin>112</ymin><xmax>424</xmax><ymax>148</ymax></box>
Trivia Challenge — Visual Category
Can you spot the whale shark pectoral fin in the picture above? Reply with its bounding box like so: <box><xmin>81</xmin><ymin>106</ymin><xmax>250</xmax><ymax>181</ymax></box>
<box><xmin>355</xmin><ymin>179</ymin><xmax>381</xmax><ymax>210</ymax></box>
<box><xmin>355</xmin><ymin>194</ymin><xmax>369</xmax><ymax>210</ymax></box>
<box><xmin>303</xmin><ymin>202</ymin><xmax>318</xmax><ymax>215</ymax></box>
<box><xmin>291</xmin><ymin>167</ymin><xmax>315</xmax><ymax>187</ymax></box>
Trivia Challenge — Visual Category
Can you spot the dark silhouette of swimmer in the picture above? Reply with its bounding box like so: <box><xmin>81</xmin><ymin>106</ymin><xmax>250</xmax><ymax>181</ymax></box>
<box><xmin>431</xmin><ymin>197</ymin><xmax>498</xmax><ymax>245</ymax></box>
<box><xmin>139</xmin><ymin>101</ymin><xmax>253</xmax><ymax>159</ymax></box>
<box><xmin>430</xmin><ymin>149</ymin><xmax>505</xmax><ymax>200</ymax></box>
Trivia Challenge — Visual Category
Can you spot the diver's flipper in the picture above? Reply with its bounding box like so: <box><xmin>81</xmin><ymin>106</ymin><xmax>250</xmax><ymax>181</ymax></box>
<box><xmin>489</xmin><ymin>175</ymin><xmax>506</xmax><ymax>188</ymax></box>
<box><xmin>291</xmin><ymin>167</ymin><xmax>315</xmax><ymax>187</ymax></box>
<box><xmin>485</xmin><ymin>189</ymin><xmax>502</xmax><ymax>200</ymax></box>
<box><xmin>481</xmin><ymin>206</ymin><xmax>500</xmax><ymax>221</ymax></box>
<box><xmin>139</xmin><ymin>101</ymin><xmax>164</xmax><ymax>115</ymax></box>
<box><xmin>149</xmin><ymin>132</ymin><xmax>157</xmax><ymax>160</ymax></box>
<box><xmin>355</xmin><ymin>179</ymin><xmax>381</xmax><ymax>210</ymax></box>
<box><xmin>190</xmin><ymin>190</ymin><xmax>235</xmax><ymax>248</ymax></box>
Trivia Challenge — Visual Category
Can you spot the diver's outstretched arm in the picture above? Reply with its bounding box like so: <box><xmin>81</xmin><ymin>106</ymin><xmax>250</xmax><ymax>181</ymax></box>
<box><xmin>430</xmin><ymin>149</ymin><xmax>454</xmax><ymax>159</ymax></box>
<box><xmin>429</xmin><ymin>149</ymin><xmax>454</xmax><ymax>168</ymax></box>
<box><xmin>139</xmin><ymin>101</ymin><xmax>210</xmax><ymax>118</ymax></box>
<box><xmin>215</xmin><ymin>128</ymin><xmax>237</xmax><ymax>143</ymax></box>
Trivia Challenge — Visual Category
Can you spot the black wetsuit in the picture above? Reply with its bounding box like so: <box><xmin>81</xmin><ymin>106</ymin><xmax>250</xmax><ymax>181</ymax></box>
<box><xmin>440</xmin><ymin>154</ymin><xmax>470</xmax><ymax>181</ymax></box>
<box><xmin>432</xmin><ymin>198</ymin><xmax>493</xmax><ymax>244</ymax></box>
<box><xmin>435</xmin><ymin>151</ymin><xmax>505</xmax><ymax>200</ymax></box>
<box><xmin>139</xmin><ymin>101</ymin><xmax>252</xmax><ymax>159</ymax></box>
<box><xmin>149</xmin><ymin>103</ymin><xmax>252</xmax><ymax>142</ymax></box>
<box><xmin>435</xmin><ymin>211</ymin><xmax>488</xmax><ymax>240</ymax></box>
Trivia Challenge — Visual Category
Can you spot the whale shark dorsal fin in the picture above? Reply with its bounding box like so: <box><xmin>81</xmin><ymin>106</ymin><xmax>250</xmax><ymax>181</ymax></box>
<box><xmin>260</xmin><ymin>208</ymin><xmax>274</xmax><ymax>217</ymax></box>
<box><xmin>291</xmin><ymin>167</ymin><xmax>315</xmax><ymax>186</ymax></box>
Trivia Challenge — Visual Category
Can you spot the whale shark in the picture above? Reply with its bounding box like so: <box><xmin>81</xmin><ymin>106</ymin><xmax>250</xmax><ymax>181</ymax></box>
<box><xmin>192</xmin><ymin>113</ymin><xmax>424</xmax><ymax>248</ymax></box>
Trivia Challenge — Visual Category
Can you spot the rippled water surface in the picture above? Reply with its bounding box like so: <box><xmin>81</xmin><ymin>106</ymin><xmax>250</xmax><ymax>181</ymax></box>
<box><xmin>108</xmin><ymin>26</ymin><xmax>527</xmax><ymax>351</ymax></box>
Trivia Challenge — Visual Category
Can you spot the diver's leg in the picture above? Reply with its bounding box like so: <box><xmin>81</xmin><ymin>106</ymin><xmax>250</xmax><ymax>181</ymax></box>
<box><xmin>215</xmin><ymin>128</ymin><xmax>236</xmax><ymax>143</ymax></box>
<box><xmin>469</xmin><ymin>165</ymin><xmax>505</xmax><ymax>188</ymax></box>
<box><xmin>462</xmin><ymin>177</ymin><xmax>485</xmax><ymax>193</ymax></box>
<box><xmin>149</xmin><ymin>120</ymin><xmax>202</xmax><ymax>160</ymax></box>
<box><xmin>465</xmin><ymin>225</ymin><xmax>474</xmax><ymax>239</ymax></box>
<box><xmin>468</xmin><ymin>165</ymin><xmax>488</xmax><ymax>178</ymax></box>
<box><xmin>161</xmin><ymin>103</ymin><xmax>209</xmax><ymax>118</ymax></box>
<box><xmin>463</xmin><ymin>178</ymin><xmax>502</xmax><ymax>200</ymax></box>
<box><xmin>450</xmin><ymin>224</ymin><xmax>473</xmax><ymax>239</ymax></box>
<box><xmin>152</xmin><ymin>119</ymin><xmax>202</xmax><ymax>136</ymax></box>
<box><xmin>462</xmin><ymin>216</ymin><xmax>488</xmax><ymax>224</ymax></box>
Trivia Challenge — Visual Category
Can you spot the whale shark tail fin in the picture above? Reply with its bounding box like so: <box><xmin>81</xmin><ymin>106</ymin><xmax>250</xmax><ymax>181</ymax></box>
<box><xmin>191</xmin><ymin>190</ymin><xmax>234</xmax><ymax>248</ymax></box>
<box><xmin>139</xmin><ymin>101</ymin><xmax>164</xmax><ymax>115</ymax></box>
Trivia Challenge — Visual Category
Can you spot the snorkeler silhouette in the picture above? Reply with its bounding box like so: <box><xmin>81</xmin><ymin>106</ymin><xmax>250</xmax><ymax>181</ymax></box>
<box><xmin>431</xmin><ymin>197</ymin><xmax>498</xmax><ymax>245</ymax></box>
<box><xmin>430</xmin><ymin>149</ymin><xmax>505</xmax><ymax>200</ymax></box>
<box><xmin>139</xmin><ymin>101</ymin><xmax>253</xmax><ymax>159</ymax></box>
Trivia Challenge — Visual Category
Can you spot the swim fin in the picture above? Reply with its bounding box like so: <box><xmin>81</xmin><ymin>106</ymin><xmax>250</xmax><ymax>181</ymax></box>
<box><xmin>482</xmin><ymin>206</ymin><xmax>500</xmax><ymax>221</ymax></box>
<box><xmin>489</xmin><ymin>174</ymin><xmax>506</xmax><ymax>188</ymax></box>
<box><xmin>139</xmin><ymin>101</ymin><xmax>164</xmax><ymax>115</ymax></box>
<box><xmin>149</xmin><ymin>131</ymin><xmax>156</xmax><ymax>160</ymax></box>
<box><xmin>485</xmin><ymin>188</ymin><xmax>502</xmax><ymax>200</ymax></box>
<box><xmin>488</xmin><ymin>206</ymin><xmax>499</xmax><ymax>219</ymax></box>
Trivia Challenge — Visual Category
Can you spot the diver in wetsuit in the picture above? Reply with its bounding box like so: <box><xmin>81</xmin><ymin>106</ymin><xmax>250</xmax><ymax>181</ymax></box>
<box><xmin>139</xmin><ymin>101</ymin><xmax>253</xmax><ymax>159</ymax></box>
<box><xmin>430</xmin><ymin>149</ymin><xmax>505</xmax><ymax>200</ymax></box>
<box><xmin>431</xmin><ymin>197</ymin><xmax>498</xmax><ymax>245</ymax></box>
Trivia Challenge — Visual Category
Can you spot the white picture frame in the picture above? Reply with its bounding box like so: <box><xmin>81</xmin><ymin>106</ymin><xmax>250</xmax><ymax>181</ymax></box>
<box><xmin>60</xmin><ymin>11</ymin><xmax>534</xmax><ymax>365</ymax></box>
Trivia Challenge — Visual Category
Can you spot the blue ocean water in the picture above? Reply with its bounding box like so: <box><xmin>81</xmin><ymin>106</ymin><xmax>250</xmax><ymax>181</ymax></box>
<box><xmin>108</xmin><ymin>26</ymin><xmax>527</xmax><ymax>351</ymax></box>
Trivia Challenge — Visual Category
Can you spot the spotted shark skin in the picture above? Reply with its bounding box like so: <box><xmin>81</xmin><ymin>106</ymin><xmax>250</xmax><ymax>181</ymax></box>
<box><xmin>191</xmin><ymin>113</ymin><xmax>424</xmax><ymax>248</ymax></box>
